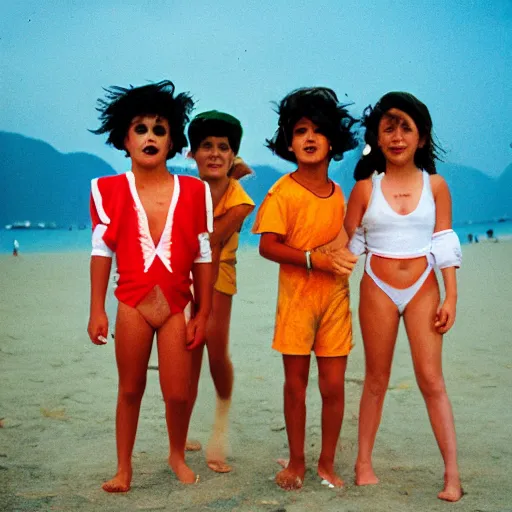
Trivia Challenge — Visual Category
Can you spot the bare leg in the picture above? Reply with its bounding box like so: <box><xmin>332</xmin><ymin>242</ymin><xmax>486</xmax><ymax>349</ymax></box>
<box><xmin>404</xmin><ymin>273</ymin><xmax>462</xmax><ymax>502</ymax></box>
<box><xmin>205</xmin><ymin>291</ymin><xmax>234</xmax><ymax>473</ymax></box>
<box><xmin>316</xmin><ymin>356</ymin><xmax>347</xmax><ymax>487</ymax></box>
<box><xmin>356</xmin><ymin>273</ymin><xmax>400</xmax><ymax>485</ymax></box>
<box><xmin>157</xmin><ymin>312</ymin><xmax>197</xmax><ymax>484</ymax></box>
<box><xmin>102</xmin><ymin>302</ymin><xmax>154</xmax><ymax>492</ymax></box>
<box><xmin>275</xmin><ymin>355</ymin><xmax>310</xmax><ymax>490</ymax></box>
<box><xmin>185</xmin><ymin>343</ymin><xmax>205</xmax><ymax>452</ymax></box>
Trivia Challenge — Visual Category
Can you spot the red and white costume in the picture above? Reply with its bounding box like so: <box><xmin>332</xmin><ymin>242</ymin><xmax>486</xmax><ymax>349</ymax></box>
<box><xmin>90</xmin><ymin>171</ymin><xmax>213</xmax><ymax>314</ymax></box>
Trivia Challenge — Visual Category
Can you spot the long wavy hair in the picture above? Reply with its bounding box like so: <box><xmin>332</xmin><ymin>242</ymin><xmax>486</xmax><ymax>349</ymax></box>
<box><xmin>354</xmin><ymin>91</ymin><xmax>444</xmax><ymax>181</ymax></box>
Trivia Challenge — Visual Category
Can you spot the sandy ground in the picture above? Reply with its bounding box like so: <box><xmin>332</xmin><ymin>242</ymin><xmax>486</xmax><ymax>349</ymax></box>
<box><xmin>1</xmin><ymin>243</ymin><xmax>511</xmax><ymax>512</ymax></box>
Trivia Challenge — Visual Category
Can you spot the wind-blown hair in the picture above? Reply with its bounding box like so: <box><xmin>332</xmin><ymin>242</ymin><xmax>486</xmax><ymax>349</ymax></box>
<box><xmin>188</xmin><ymin>110</ymin><xmax>243</xmax><ymax>154</ymax></box>
<box><xmin>266</xmin><ymin>87</ymin><xmax>357</xmax><ymax>163</ymax></box>
<box><xmin>91</xmin><ymin>80</ymin><xmax>194</xmax><ymax>160</ymax></box>
<box><xmin>354</xmin><ymin>91</ymin><xmax>444</xmax><ymax>180</ymax></box>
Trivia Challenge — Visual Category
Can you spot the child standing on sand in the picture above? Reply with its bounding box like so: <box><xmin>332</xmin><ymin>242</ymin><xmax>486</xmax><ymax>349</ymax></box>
<box><xmin>184</xmin><ymin>110</ymin><xmax>255</xmax><ymax>473</ymax></box>
<box><xmin>87</xmin><ymin>80</ymin><xmax>213</xmax><ymax>492</ymax></box>
<box><xmin>253</xmin><ymin>87</ymin><xmax>358</xmax><ymax>490</ymax></box>
<box><xmin>346</xmin><ymin>92</ymin><xmax>463</xmax><ymax>501</ymax></box>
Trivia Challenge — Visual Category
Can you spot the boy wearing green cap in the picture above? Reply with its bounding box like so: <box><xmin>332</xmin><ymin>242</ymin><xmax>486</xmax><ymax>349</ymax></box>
<box><xmin>185</xmin><ymin>111</ymin><xmax>255</xmax><ymax>473</ymax></box>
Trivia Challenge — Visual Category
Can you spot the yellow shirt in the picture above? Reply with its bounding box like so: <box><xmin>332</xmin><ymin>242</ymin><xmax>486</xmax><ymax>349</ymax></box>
<box><xmin>252</xmin><ymin>173</ymin><xmax>349</xmax><ymax>322</ymax></box>
<box><xmin>214</xmin><ymin>178</ymin><xmax>255</xmax><ymax>265</ymax></box>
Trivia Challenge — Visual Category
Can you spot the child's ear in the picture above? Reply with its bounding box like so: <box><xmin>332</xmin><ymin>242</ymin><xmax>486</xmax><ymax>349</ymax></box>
<box><xmin>418</xmin><ymin>136</ymin><xmax>427</xmax><ymax>149</ymax></box>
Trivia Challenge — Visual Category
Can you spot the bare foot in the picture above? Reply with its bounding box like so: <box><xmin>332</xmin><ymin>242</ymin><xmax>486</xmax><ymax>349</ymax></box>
<box><xmin>101</xmin><ymin>471</ymin><xmax>131</xmax><ymax>493</ymax></box>
<box><xmin>185</xmin><ymin>439</ymin><xmax>202</xmax><ymax>452</ymax></box>
<box><xmin>318</xmin><ymin>464</ymin><xmax>344</xmax><ymax>488</ymax></box>
<box><xmin>207</xmin><ymin>460</ymin><xmax>232</xmax><ymax>473</ymax></box>
<box><xmin>275</xmin><ymin>467</ymin><xmax>304</xmax><ymax>491</ymax></box>
<box><xmin>355</xmin><ymin>462</ymin><xmax>379</xmax><ymax>486</ymax></box>
<box><xmin>438</xmin><ymin>474</ymin><xmax>463</xmax><ymax>502</ymax></box>
<box><xmin>206</xmin><ymin>429</ymin><xmax>230</xmax><ymax>473</ymax></box>
<box><xmin>276</xmin><ymin>458</ymin><xmax>289</xmax><ymax>468</ymax></box>
<box><xmin>168</xmin><ymin>455</ymin><xmax>198</xmax><ymax>484</ymax></box>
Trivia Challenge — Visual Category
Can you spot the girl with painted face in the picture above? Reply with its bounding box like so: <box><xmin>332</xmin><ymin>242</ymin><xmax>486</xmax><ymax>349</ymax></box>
<box><xmin>185</xmin><ymin>111</ymin><xmax>255</xmax><ymax>473</ymax></box>
<box><xmin>88</xmin><ymin>80</ymin><xmax>213</xmax><ymax>491</ymax></box>
<box><xmin>346</xmin><ymin>92</ymin><xmax>463</xmax><ymax>502</ymax></box>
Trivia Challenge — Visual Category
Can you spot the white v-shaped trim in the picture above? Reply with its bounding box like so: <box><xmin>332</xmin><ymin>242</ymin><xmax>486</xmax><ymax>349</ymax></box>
<box><xmin>126</xmin><ymin>172</ymin><xmax>180</xmax><ymax>273</ymax></box>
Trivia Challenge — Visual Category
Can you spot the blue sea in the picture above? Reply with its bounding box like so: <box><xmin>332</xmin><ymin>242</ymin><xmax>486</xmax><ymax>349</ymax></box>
<box><xmin>1</xmin><ymin>221</ymin><xmax>511</xmax><ymax>255</ymax></box>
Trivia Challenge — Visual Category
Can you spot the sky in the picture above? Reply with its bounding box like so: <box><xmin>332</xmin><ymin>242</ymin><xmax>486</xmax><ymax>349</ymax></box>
<box><xmin>1</xmin><ymin>0</ymin><xmax>511</xmax><ymax>177</ymax></box>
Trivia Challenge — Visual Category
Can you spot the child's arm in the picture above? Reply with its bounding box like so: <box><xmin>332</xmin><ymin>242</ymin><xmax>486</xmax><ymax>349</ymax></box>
<box><xmin>230</xmin><ymin>157</ymin><xmax>254</xmax><ymax>180</ymax></box>
<box><xmin>209</xmin><ymin>204</ymin><xmax>255</xmax><ymax>247</ymax></box>
<box><xmin>187</xmin><ymin>261</ymin><xmax>213</xmax><ymax>350</ymax></box>
<box><xmin>431</xmin><ymin>176</ymin><xmax>458</xmax><ymax>334</ymax></box>
<box><xmin>259</xmin><ymin>232</ymin><xmax>355</xmax><ymax>275</ymax></box>
<box><xmin>88</xmin><ymin>256</ymin><xmax>112</xmax><ymax>345</ymax></box>
<box><xmin>344</xmin><ymin>181</ymin><xmax>369</xmax><ymax>240</ymax></box>
<box><xmin>209</xmin><ymin>204</ymin><xmax>254</xmax><ymax>285</ymax></box>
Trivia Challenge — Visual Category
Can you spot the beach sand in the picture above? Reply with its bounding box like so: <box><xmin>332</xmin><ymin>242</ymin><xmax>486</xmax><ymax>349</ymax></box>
<box><xmin>1</xmin><ymin>243</ymin><xmax>511</xmax><ymax>511</ymax></box>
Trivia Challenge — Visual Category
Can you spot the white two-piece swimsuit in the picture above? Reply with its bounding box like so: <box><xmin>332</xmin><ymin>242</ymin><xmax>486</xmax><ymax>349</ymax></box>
<box><xmin>350</xmin><ymin>170</ymin><xmax>436</xmax><ymax>314</ymax></box>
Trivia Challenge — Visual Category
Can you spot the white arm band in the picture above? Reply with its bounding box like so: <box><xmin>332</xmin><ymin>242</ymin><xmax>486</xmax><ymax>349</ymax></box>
<box><xmin>194</xmin><ymin>232</ymin><xmax>212</xmax><ymax>263</ymax></box>
<box><xmin>431</xmin><ymin>229</ymin><xmax>462</xmax><ymax>269</ymax></box>
<box><xmin>91</xmin><ymin>224</ymin><xmax>113</xmax><ymax>258</ymax></box>
<box><xmin>348</xmin><ymin>226</ymin><xmax>366</xmax><ymax>256</ymax></box>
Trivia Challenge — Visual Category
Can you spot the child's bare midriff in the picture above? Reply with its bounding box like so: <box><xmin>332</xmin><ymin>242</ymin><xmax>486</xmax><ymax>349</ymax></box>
<box><xmin>369</xmin><ymin>255</ymin><xmax>430</xmax><ymax>289</ymax></box>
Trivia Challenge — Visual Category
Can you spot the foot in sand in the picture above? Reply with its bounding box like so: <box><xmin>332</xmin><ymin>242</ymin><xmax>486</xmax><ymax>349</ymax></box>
<box><xmin>318</xmin><ymin>463</ymin><xmax>344</xmax><ymax>488</ymax></box>
<box><xmin>275</xmin><ymin>466</ymin><xmax>304</xmax><ymax>491</ymax></box>
<box><xmin>185</xmin><ymin>439</ymin><xmax>202</xmax><ymax>452</ymax></box>
<box><xmin>168</xmin><ymin>455</ymin><xmax>198</xmax><ymax>484</ymax></box>
<box><xmin>102</xmin><ymin>470</ymin><xmax>131</xmax><ymax>493</ymax></box>
<box><xmin>438</xmin><ymin>474</ymin><xmax>463</xmax><ymax>502</ymax></box>
<box><xmin>207</xmin><ymin>460</ymin><xmax>232</xmax><ymax>473</ymax></box>
<box><xmin>206</xmin><ymin>421</ymin><xmax>231</xmax><ymax>473</ymax></box>
<box><xmin>355</xmin><ymin>461</ymin><xmax>379</xmax><ymax>486</ymax></box>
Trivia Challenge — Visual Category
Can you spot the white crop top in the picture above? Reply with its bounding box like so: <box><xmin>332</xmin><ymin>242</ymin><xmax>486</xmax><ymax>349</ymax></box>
<box><xmin>361</xmin><ymin>171</ymin><xmax>436</xmax><ymax>259</ymax></box>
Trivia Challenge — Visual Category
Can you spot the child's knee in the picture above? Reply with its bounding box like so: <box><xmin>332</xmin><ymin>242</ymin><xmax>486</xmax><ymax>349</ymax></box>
<box><xmin>284</xmin><ymin>378</ymin><xmax>308</xmax><ymax>401</ymax></box>
<box><xmin>416</xmin><ymin>372</ymin><xmax>446</xmax><ymax>399</ymax></box>
<box><xmin>119</xmin><ymin>384</ymin><xmax>146</xmax><ymax>404</ymax></box>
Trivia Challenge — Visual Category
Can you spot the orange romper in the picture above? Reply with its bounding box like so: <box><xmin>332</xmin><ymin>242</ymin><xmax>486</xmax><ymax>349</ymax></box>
<box><xmin>214</xmin><ymin>179</ymin><xmax>255</xmax><ymax>296</ymax></box>
<box><xmin>252</xmin><ymin>174</ymin><xmax>352</xmax><ymax>357</ymax></box>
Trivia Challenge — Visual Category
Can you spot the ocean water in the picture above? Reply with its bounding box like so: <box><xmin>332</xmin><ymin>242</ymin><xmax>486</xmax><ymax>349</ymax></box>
<box><xmin>1</xmin><ymin>220</ymin><xmax>511</xmax><ymax>255</ymax></box>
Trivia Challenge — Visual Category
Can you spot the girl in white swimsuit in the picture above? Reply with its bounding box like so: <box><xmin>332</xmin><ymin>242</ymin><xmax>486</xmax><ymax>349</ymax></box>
<box><xmin>345</xmin><ymin>92</ymin><xmax>463</xmax><ymax>502</ymax></box>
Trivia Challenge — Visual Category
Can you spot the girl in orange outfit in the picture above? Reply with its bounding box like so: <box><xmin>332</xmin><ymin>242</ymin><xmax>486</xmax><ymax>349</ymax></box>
<box><xmin>253</xmin><ymin>87</ymin><xmax>358</xmax><ymax>490</ymax></box>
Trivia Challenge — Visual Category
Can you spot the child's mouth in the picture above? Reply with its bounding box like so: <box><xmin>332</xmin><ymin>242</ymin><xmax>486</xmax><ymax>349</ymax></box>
<box><xmin>304</xmin><ymin>146</ymin><xmax>316</xmax><ymax>153</ymax></box>
<box><xmin>143</xmin><ymin>146</ymin><xmax>159</xmax><ymax>155</ymax></box>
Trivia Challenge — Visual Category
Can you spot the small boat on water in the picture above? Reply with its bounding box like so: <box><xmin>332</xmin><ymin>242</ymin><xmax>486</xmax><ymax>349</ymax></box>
<box><xmin>9</xmin><ymin>221</ymin><xmax>31</xmax><ymax>230</ymax></box>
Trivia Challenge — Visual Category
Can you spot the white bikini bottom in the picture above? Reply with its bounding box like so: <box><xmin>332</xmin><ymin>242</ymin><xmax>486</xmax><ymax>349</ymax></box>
<box><xmin>365</xmin><ymin>253</ymin><xmax>434</xmax><ymax>315</ymax></box>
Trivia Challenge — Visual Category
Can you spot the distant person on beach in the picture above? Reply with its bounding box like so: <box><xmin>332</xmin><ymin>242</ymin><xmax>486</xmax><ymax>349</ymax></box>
<box><xmin>467</xmin><ymin>233</ymin><xmax>473</xmax><ymax>243</ymax></box>
<box><xmin>346</xmin><ymin>92</ymin><xmax>463</xmax><ymax>501</ymax></box>
<box><xmin>184</xmin><ymin>110</ymin><xmax>255</xmax><ymax>473</ymax></box>
<box><xmin>253</xmin><ymin>87</ymin><xmax>358</xmax><ymax>490</ymax></box>
<box><xmin>486</xmin><ymin>228</ymin><xmax>498</xmax><ymax>242</ymax></box>
<box><xmin>12</xmin><ymin>239</ymin><xmax>19</xmax><ymax>256</ymax></box>
<box><xmin>87</xmin><ymin>80</ymin><xmax>213</xmax><ymax>492</ymax></box>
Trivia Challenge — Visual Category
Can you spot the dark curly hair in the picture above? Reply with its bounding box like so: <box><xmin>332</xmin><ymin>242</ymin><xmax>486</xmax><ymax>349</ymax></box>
<box><xmin>266</xmin><ymin>87</ymin><xmax>357</xmax><ymax>163</ymax></box>
<box><xmin>354</xmin><ymin>91</ymin><xmax>444</xmax><ymax>180</ymax></box>
<box><xmin>90</xmin><ymin>80</ymin><xmax>194</xmax><ymax>160</ymax></box>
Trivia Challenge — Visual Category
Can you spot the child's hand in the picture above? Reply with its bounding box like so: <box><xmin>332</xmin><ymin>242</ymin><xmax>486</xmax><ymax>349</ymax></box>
<box><xmin>88</xmin><ymin>310</ymin><xmax>109</xmax><ymax>345</ymax></box>
<box><xmin>311</xmin><ymin>248</ymin><xmax>357</xmax><ymax>276</ymax></box>
<box><xmin>434</xmin><ymin>298</ymin><xmax>457</xmax><ymax>334</ymax></box>
<box><xmin>186</xmin><ymin>313</ymin><xmax>207</xmax><ymax>350</ymax></box>
<box><xmin>230</xmin><ymin>157</ymin><xmax>253</xmax><ymax>180</ymax></box>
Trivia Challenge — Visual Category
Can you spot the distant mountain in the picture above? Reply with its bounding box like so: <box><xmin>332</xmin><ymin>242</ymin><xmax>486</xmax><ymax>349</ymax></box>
<box><xmin>0</xmin><ymin>132</ymin><xmax>115</xmax><ymax>227</ymax></box>
<box><xmin>0</xmin><ymin>132</ymin><xmax>510</xmax><ymax>229</ymax></box>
